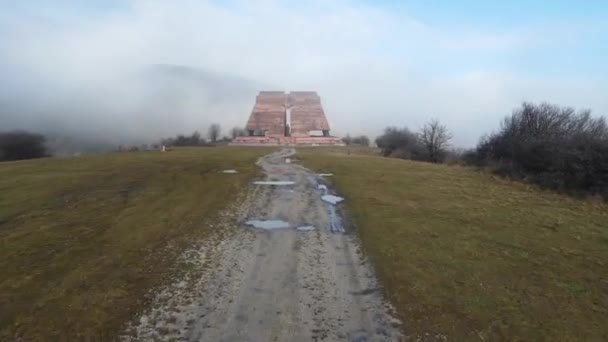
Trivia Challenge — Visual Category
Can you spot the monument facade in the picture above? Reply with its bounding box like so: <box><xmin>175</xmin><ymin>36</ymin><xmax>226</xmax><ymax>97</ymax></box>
<box><xmin>233</xmin><ymin>91</ymin><xmax>342</xmax><ymax>146</ymax></box>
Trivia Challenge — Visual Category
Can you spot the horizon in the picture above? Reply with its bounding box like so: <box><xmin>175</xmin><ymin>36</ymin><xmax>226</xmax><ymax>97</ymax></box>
<box><xmin>1</xmin><ymin>0</ymin><xmax>606</xmax><ymax>149</ymax></box>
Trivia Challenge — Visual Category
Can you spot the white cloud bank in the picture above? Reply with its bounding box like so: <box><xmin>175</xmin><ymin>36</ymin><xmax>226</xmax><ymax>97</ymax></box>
<box><xmin>1</xmin><ymin>0</ymin><xmax>606</xmax><ymax>147</ymax></box>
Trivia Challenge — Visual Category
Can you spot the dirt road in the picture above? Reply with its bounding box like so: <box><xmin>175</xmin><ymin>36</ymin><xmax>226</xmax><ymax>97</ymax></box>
<box><xmin>126</xmin><ymin>149</ymin><xmax>400</xmax><ymax>341</ymax></box>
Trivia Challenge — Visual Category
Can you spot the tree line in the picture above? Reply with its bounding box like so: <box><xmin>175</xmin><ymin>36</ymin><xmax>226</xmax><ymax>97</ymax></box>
<box><xmin>373</xmin><ymin>118</ymin><xmax>453</xmax><ymax>164</ymax></box>
<box><xmin>161</xmin><ymin>124</ymin><xmax>249</xmax><ymax>147</ymax></box>
<box><xmin>1</xmin><ymin>123</ymin><xmax>233</xmax><ymax>160</ymax></box>
<box><xmin>160</xmin><ymin>123</ymin><xmax>232</xmax><ymax>146</ymax></box>
<box><xmin>373</xmin><ymin>102</ymin><xmax>608</xmax><ymax>199</ymax></box>
<box><xmin>470</xmin><ymin>102</ymin><xmax>608</xmax><ymax>198</ymax></box>
<box><xmin>4</xmin><ymin>102</ymin><xmax>607</xmax><ymax>199</ymax></box>
<box><xmin>342</xmin><ymin>134</ymin><xmax>370</xmax><ymax>146</ymax></box>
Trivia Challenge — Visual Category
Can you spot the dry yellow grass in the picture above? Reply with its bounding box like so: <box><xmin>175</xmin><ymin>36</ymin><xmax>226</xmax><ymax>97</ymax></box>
<box><xmin>299</xmin><ymin>148</ymin><xmax>608</xmax><ymax>341</ymax></box>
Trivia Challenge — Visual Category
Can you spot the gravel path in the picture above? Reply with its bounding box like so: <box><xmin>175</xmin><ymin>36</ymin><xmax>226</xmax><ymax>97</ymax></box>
<box><xmin>125</xmin><ymin>148</ymin><xmax>401</xmax><ymax>341</ymax></box>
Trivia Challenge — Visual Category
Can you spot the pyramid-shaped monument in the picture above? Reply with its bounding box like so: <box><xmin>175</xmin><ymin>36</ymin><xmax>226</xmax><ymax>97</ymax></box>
<box><xmin>232</xmin><ymin>91</ymin><xmax>343</xmax><ymax>146</ymax></box>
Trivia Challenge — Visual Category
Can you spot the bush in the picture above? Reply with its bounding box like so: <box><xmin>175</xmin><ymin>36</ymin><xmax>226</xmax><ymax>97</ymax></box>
<box><xmin>375</xmin><ymin>127</ymin><xmax>427</xmax><ymax>160</ymax></box>
<box><xmin>472</xmin><ymin>102</ymin><xmax>608</xmax><ymax>198</ymax></box>
<box><xmin>342</xmin><ymin>134</ymin><xmax>370</xmax><ymax>146</ymax></box>
<box><xmin>376</xmin><ymin>120</ymin><xmax>452</xmax><ymax>163</ymax></box>
<box><xmin>0</xmin><ymin>131</ymin><xmax>49</xmax><ymax>161</ymax></box>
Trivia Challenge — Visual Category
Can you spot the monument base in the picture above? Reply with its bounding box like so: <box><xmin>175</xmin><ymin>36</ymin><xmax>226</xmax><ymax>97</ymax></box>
<box><xmin>230</xmin><ymin>136</ymin><xmax>345</xmax><ymax>146</ymax></box>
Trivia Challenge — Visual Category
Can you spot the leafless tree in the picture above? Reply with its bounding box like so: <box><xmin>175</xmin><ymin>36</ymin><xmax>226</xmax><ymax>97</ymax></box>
<box><xmin>191</xmin><ymin>131</ymin><xmax>201</xmax><ymax>145</ymax></box>
<box><xmin>231</xmin><ymin>127</ymin><xmax>245</xmax><ymax>139</ymax></box>
<box><xmin>473</xmin><ymin>102</ymin><xmax>608</xmax><ymax>198</ymax></box>
<box><xmin>208</xmin><ymin>124</ymin><xmax>221</xmax><ymax>143</ymax></box>
<box><xmin>419</xmin><ymin>119</ymin><xmax>453</xmax><ymax>163</ymax></box>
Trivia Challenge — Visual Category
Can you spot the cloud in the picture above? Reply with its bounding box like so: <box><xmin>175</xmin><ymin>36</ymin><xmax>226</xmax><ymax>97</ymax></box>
<box><xmin>0</xmin><ymin>0</ymin><xmax>605</xmax><ymax>149</ymax></box>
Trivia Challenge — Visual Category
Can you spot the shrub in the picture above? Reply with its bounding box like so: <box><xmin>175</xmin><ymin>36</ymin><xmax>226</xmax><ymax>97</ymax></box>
<box><xmin>0</xmin><ymin>131</ymin><xmax>49</xmax><ymax>161</ymax></box>
<box><xmin>473</xmin><ymin>102</ymin><xmax>608</xmax><ymax>198</ymax></box>
<box><xmin>375</xmin><ymin>127</ymin><xmax>425</xmax><ymax>158</ymax></box>
<box><xmin>342</xmin><ymin>134</ymin><xmax>370</xmax><ymax>146</ymax></box>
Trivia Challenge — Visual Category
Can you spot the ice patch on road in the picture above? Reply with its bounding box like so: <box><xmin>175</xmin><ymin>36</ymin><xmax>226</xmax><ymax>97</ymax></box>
<box><xmin>322</xmin><ymin>195</ymin><xmax>344</xmax><ymax>205</ymax></box>
<box><xmin>222</xmin><ymin>169</ymin><xmax>238</xmax><ymax>174</ymax></box>
<box><xmin>253</xmin><ymin>181</ymin><xmax>295</xmax><ymax>186</ymax></box>
<box><xmin>245</xmin><ymin>219</ymin><xmax>290</xmax><ymax>230</ymax></box>
<box><xmin>296</xmin><ymin>225</ymin><xmax>315</xmax><ymax>231</ymax></box>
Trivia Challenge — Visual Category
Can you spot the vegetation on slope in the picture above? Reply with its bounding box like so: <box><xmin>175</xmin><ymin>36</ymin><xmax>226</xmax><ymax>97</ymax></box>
<box><xmin>299</xmin><ymin>148</ymin><xmax>608</xmax><ymax>341</ymax></box>
<box><xmin>0</xmin><ymin>147</ymin><xmax>270</xmax><ymax>340</ymax></box>
<box><xmin>472</xmin><ymin>102</ymin><xmax>608</xmax><ymax>199</ymax></box>
<box><xmin>0</xmin><ymin>131</ymin><xmax>48</xmax><ymax>161</ymax></box>
<box><xmin>373</xmin><ymin>102</ymin><xmax>608</xmax><ymax>199</ymax></box>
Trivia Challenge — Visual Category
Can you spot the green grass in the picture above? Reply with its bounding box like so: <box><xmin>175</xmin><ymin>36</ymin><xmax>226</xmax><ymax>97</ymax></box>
<box><xmin>299</xmin><ymin>148</ymin><xmax>608</xmax><ymax>341</ymax></box>
<box><xmin>0</xmin><ymin>147</ymin><xmax>272</xmax><ymax>340</ymax></box>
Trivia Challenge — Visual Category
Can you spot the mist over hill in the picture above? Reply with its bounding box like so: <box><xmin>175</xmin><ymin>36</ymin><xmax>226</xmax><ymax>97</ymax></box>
<box><xmin>0</xmin><ymin>64</ymin><xmax>261</xmax><ymax>154</ymax></box>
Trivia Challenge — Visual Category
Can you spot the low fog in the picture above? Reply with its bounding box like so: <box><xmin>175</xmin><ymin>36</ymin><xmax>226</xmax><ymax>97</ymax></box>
<box><xmin>2</xmin><ymin>62</ymin><xmax>262</xmax><ymax>152</ymax></box>
<box><xmin>1</xmin><ymin>1</ymin><xmax>606</xmax><ymax>152</ymax></box>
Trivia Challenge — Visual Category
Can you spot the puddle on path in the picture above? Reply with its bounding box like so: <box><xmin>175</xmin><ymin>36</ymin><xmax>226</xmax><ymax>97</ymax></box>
<box><xmin>316</xmin><ymin>178</ymin><xmax>344</xmax><ymax>204</ymax></box>
<box><xmin>244</xmin><ymin>220</ymin><xmax>316</xmax><ymax>232</ymax></box>
<box><xmin>253</xmin><ymin>181</ymin><xmax>295</xmax><ymax>186</ymax></box>
<box><xmin>245</xmin><ymin>220</ymin><xmax>290</xmax><ymax>230</ymax></box>
<box><xmin>222</xmin><ymin>169</ymin><xmax>238</xmax><ymax>174</ymax></box>
<box><xmin>308</xmin><ymin>174</ymin><xmax>347</xmax><ymax>233</ymax></box>
<box><xmin>322</xmin><ymin>195</ymin><xmax>344</xmax><ymax>205</ymax></box>
<box><xmin>327</xmin><ymin>203</ymin><xmax>345</xmax><ymax>233</ymax></box>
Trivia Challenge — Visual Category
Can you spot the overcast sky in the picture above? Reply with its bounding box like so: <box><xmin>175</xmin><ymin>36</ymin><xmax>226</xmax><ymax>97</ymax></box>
<box><xmin>1</xmin><ymin>0</ymin><xmax>607</xmax><ymax>147</ymax></box>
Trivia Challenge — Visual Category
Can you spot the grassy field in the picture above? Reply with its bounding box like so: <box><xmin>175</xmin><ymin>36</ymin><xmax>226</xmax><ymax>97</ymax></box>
<box><xmin>299</xmin><ymin>148</ymin><xmax>608</xmax><ymax>341</ymax></box>
<box><xmin>0</xmin><ymin>147</ymin><xmax>271</xmax><ymax>340</ymax></box>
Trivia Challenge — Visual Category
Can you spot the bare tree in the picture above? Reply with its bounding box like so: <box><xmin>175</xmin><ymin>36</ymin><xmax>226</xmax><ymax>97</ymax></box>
<box><xmin>231</xmin><ymin>127</ymin><xmax>245</xmax><ymax>139</ymax></box>
<box><xmin>191</xmin><ymin>131</ymin><xmax>201</xmax><ymax>145</ymax></box>
<box><xmin>420</xmin><ymin>119</ymin><xmax>453</xmax><ymax>163</ymax></box>
<box><xmin>473</xmin><ymin>102</ymin><xmax>608</xmax><ymax>198</ymax></box>
<box><xmin>208</xmin><ymin>124</ymin><xmax>221</xmax><ymax>143</ymax></box>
